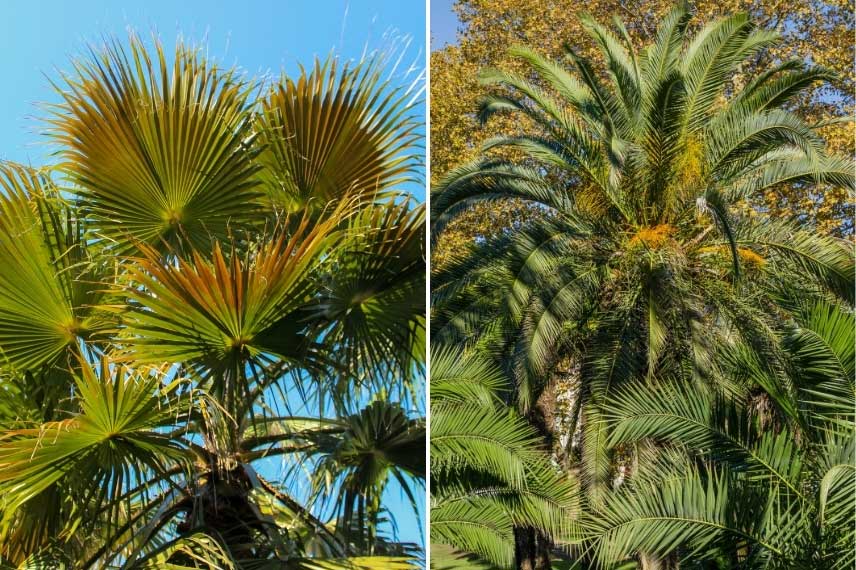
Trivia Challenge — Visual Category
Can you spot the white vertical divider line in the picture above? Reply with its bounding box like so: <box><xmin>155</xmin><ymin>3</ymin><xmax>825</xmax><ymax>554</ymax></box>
<box><xmin>423</xmin><ymin>0</ymin><xmax>432</xmax><ymax>566</ymax></box>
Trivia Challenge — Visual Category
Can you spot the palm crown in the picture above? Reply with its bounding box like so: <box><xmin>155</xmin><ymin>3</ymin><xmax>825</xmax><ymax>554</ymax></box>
<box><xmin>432</xmin><ymin>2</ymin><xmax>853</xmax><ymax>408</ymax></box>
<box><xmin>0</xmin><ymin>35</ymin><xmax>425</xmax><ymax>569</ymax></box>
<box><xmin>431</xmin><ymin>4</ymin><xmax>853</xmax><ymax>569</ymax></box>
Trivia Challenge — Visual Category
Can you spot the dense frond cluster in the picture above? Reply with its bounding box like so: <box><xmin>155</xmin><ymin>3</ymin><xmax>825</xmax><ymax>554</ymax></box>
<box><xmin>431</xmin><ymin>4</ymin><xmax>853</xmax><ymax>569</ymax></box>
<box><xmin>0</xmin><ymin>36</ymin><xmax>425</xmax><ymax>569</ymax></box>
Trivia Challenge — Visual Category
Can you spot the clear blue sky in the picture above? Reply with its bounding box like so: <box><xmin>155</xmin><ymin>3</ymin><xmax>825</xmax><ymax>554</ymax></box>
<box><xmin>0</xmin><ymin>0</ymin><xmax>425</xmax><ymax>548</ymax></box>
<box><xmin>430</xmin><ymin>0</ymin><xmax>459</xmax><ymax>49</ymax></box>
<box><xmin>0</xmin><ymin>0</ymin><xmax>425</xmax><ymax>169</ymax></box>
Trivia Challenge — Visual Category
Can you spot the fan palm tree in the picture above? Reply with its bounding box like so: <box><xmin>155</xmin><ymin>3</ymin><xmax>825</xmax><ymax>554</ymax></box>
<box><xmin>0</xmin><ymin>34</ymin><xmax>425</xmax><ymax>569</ymax></box>
<box><xmin>430</xmin><ymin>4</ymin><xmax>853</xmax><ymax>570</ymax></box>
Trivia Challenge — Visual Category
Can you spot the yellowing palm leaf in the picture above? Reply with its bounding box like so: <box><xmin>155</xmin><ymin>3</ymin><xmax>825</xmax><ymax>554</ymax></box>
<box><xmin>257</xmin><ymin>57</ymin><xmax>420</xmax><ymax>212</ymax></box>
<box><xmin>0</xmin><ymin>358</ymin><xmax>189</xmax><ymax>562</ymax></box>
<box><xmin>47</xmin><ymin>35</ymin><xmax>263</xmax><ymax>252</ymax></box>
<box><xmin>118</xmin><ymin>205</ymin><xmax>346</xmax><ymax>399</ymax></box>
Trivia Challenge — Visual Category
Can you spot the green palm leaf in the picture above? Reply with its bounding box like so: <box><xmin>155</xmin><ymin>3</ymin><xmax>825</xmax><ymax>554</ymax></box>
<box><xmin>0</xmin><ymin>358</ymin><xmax>189</xmax><ymax>561</ymax></box>
<box><xmin>257</xmin><ymin>57</ymin><xmax>420</xmax><ymax>213</ymax></box>
<box><xmin>47</xmin><ymin>35</ymin><xmax>263</xmax><ymax>252</ymax></box>
<box><xmin>0</xmin><ymin>163</ymin><xmax>111</xmax><ymax>374</ymax></box>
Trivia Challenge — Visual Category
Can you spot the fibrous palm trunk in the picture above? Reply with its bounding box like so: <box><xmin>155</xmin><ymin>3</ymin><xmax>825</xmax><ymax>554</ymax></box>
<box><xmin>515</xmin><ymin>384</ymin><xmax>559</xmax><ymax>570</ymax></box>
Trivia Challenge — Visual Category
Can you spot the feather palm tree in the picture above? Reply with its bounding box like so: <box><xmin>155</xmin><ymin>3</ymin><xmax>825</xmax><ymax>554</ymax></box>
<box><xmin>0</xmin><ymin>35</ymin><xmax>425</xmax><ymax>570</ymax></box>
<box><xmin>429</xmin><ymin>348</ymin><xmax>577</xmax><ymax>570</ymax></box>
<box><xmin>431</xmin><ymin>4</ymin><xmax>853</xmax><ymax>570</ymax></box>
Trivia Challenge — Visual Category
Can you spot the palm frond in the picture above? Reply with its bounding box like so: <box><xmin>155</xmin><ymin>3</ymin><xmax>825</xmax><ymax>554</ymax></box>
<box><xmin>47</xmin><ymin>35</ymin><xmax>263</xmax><ymax>252</ymax></box>
<box><xmin>0</xmin><ymin>358</ymin><xmax>189</xmax><ymax>562</ymax></box>
<box><xmin>257</xmin><ymin>57</ymin><xmax>420</xmax><ymax>213</ymax></box>
<box><xmin>0</xmin><ymin>163</ymin><xmax>110</xmax><ymax>374</ymax></box>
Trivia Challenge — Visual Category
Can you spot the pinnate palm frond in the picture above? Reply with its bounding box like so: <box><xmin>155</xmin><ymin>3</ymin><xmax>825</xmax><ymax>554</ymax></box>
<box><xmin>606</xmin><ymin>380</ymin><xmax>804</xmax><ymax>496</ymax></box>
<box><xmin>430</xmin><ymin>348</ymin><xmax>577</xmax><ymax>568</ymax></box>
<box><xmin>784</xmin><ymin>300</ymin><xmax>856</xmax><ymax>430</ymax></box>
<box><xmin>733</xmin><ymin>219</ymin><xmax>854</xmax><ymax>303</ymax></box>
<box><xmin>815</xmin><ymin>431</ymin><xmax>855</xmax><ymax>570</ymax></box>
<box><xmin>583</xmin><ymin>466</ymin><xmax>794</xmax><ymax>566</ymax></box>
<box><xmin>429</xmin><ymin>346</ymin><xmax>507</xmax><ymax>407</ymax></box>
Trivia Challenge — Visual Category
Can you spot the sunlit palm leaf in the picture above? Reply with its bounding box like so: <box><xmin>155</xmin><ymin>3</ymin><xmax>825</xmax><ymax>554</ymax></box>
<box><xmin>312</xmin><ymin>202</ymin><xmax>426</xmax><ymax>392</ymax></box>
<box><xmin>257</xmin><ymin>57</ymin><xmax>420</xmax><ymax>213</ymax></box>
<box><xmin>583</xmin><ymin>467</ymin><xmax>794</xmax><ymax>565</ymax></box>
<box><xmin>0</xmin><ymin>163</ymin><xmax>111</xmax><ymax>374</ymax></box>
<box><xmin>119</xmin><ymin>207</ymin><xmax>345</xmax><ymax>398</ymax></box>
<box><xmin>0</xmin><ymin>358</ymin><xmax>190</xmax><ymax>563</ymax></box>
<box><xmin>785</xmin><ymin>299</ymin><xmax>855</xmax><ymax>427</ymax></box>
<box><xmin>46</xmin><ymin>35</ymin><xmax>263</xmax><ymax>252</ymax></box>
<box><xmin>307</xmin><ymin>400</ymin><xmax>425</xmax><ymax>551</ymax></box>
<box><xmin>430</xmin><ymin>348</ymin><xmax>577</xmax><ymax>568</ymax></box>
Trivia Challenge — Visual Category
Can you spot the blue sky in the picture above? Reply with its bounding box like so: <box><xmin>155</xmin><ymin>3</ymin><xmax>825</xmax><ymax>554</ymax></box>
<box><xmin>430</xmin><ymin>0</ymin><xmax>459</xmax><ymax>49</ymax></box>
<box><xmin>0</xmin><ymin>0</ymin><xmax>426</xmax><ymax>169</ymax></box>
<box><xmin>1</xmin><ymin>0</ymin><xmax>425</xmax><ymax>548</ymax></box>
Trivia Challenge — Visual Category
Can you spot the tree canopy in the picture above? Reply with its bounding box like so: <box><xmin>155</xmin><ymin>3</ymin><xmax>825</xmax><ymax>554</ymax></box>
<box><xmin>0</xmin><ymin>35</ymin><xmax>426</xmax><ymax>569</ymax></box>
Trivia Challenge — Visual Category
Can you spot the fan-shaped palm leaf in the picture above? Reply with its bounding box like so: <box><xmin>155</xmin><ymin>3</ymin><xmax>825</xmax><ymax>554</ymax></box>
<box><xmin>47</xmin><ymin>35</ymin><xmax>263</xmax><ymax>252</ymax></box>
<box><xmin>0</xmin><ymin>163</ymin><xmax>113</xmax><ymax>376</ymax></box>
<box><xmin>118</xmin><ymin>205</ymin><xmax>346</xmax><ymax>403</ymax></box>
<box><xmin>0</xmin><ymin>358</ymin><xmax>190</xmax><ymax>563</ymax></box>
<box><xmin>257</xmin><ymin>57</ymin><xmax>421</xmax><ymax>213</ymax></box>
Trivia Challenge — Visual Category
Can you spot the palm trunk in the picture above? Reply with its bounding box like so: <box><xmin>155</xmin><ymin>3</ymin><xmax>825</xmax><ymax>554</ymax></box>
<box><xmin>562</xmin><ymin>380</ymin><xmax>584</xmax><ymax>470</ymax></box>
<box><xmin>514</xmin><ymin>527</ymin><xmax>536</xmax><ymax>570</ymax></box>
<box><xmin>640</xmin><ymin>552</ymin><xmax>679</xmax><ymax>570</ymax></box>
<box><xmin>514</xmin><ymin>383</ymin><xmax>559</xmax><ymax>570</ymax></box>
<box><xmin>534</xmin><ymin>530</ymin><xmax>551</xmax><ymax>570</ymax></box>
